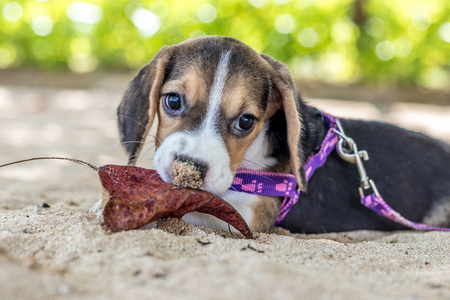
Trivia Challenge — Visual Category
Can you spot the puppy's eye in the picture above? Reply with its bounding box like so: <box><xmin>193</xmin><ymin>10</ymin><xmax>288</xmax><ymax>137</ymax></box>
<box><xmin>237</xmin><ymin>114</ymin><xmax>256</xmax><ymax>131</ymax></box>
<box><xmin>164</xmin><ymin>94</ymin><xmax>182</xmax><ymax>110</ymax></box>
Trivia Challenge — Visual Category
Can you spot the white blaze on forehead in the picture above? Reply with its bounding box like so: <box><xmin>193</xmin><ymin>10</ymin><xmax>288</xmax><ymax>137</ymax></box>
<box><xmin>202</xmin><ymin>51</ymin><xmax>231</xmax><ymax>132</ymax></box>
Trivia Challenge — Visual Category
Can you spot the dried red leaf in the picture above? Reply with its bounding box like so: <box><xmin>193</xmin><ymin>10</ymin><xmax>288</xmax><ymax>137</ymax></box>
<box><xmin>99</xmin><ymin>165</ymin><xmax>253</xmax><ymax>239</ymax></box>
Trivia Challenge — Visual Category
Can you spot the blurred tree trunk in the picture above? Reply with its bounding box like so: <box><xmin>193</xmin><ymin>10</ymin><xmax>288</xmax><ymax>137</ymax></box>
<box><xmin>352</xmin><ymin>0</ymin><xmax>367</xmax><ymax>27</ymax></box>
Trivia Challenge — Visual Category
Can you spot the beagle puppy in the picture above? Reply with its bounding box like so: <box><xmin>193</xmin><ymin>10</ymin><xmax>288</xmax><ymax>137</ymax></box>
<box><xmin>111</xmin><ymin>36</ymin><xmax>450</xmax><ymax>234</ymax></box>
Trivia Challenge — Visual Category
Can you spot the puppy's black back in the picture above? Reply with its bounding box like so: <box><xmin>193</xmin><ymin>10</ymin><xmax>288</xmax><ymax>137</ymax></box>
<box><xmin>280</xmin><ymin>117</ymin><xmax>450</xmax><ymax>233</ymax></box>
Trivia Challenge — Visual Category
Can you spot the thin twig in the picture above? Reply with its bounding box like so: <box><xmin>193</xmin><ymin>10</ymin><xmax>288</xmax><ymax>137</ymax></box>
<box><xmin>0</xmin><ymin>157</ymin><xmax>98</xmax><ymax>171</ymax></box>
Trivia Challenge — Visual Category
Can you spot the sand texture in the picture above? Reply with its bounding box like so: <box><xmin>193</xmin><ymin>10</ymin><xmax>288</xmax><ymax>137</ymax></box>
<box><xmin>1</xmin><ymin>76</ymin><xmax>449</xmax><ymax>300</ymax></box>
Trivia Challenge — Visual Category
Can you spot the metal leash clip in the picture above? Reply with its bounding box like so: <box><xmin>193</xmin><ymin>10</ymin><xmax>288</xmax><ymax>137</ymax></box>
<box><xmin>333</xmin><ymin>119</ymin><xmax>380</xmax><ymax>198</ymax></box>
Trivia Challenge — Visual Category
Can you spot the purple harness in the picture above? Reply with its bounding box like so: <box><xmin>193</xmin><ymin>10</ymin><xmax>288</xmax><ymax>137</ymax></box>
<box><xmin>230</xmin><ymin>113</ymin><xmax>450</xmax><ymax>232</ymax></box>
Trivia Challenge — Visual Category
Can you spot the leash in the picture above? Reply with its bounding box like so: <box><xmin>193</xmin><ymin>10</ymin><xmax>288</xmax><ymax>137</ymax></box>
<box><xmin>230</xmin><ymin>113</ymin><xmax>450</xmax><ymax>231</ymax></box>
<box><xmin>332</xmin><ymin>118</ymin><xmax>450</xmax><ymax>231</ymax></box>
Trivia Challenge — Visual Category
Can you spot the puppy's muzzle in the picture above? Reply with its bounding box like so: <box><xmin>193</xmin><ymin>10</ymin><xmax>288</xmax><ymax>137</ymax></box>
<box><xmin>154</xmin><ymin>131</ymin><xmax>234</xmax><ymax>195</ymax></box>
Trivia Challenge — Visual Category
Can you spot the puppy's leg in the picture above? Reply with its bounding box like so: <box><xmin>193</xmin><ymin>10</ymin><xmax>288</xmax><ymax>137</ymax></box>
<box><xmin>249</xmin><ymin>196</ymin><xmax>281</xmax><ymax>232</ymax></box>
<box><xmin>89</xmin><ymin>199</ymin><xmax>103</xmax><ymax>218</ymax></box>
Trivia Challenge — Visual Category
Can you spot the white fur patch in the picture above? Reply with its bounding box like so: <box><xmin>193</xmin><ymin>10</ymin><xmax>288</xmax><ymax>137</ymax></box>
<box><xmin>89</xmin><ymin>199</ymin><xmax>103</xmax><ymax>218</ymax></box>
<box><xmin>240</xmin><ymin>122</ymin><xmax>276</xmax><ymax>170</ymax></box>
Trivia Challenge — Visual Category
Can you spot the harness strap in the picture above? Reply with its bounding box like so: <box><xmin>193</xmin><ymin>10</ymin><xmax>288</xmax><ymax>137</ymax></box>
<box><xmin>231</xmin><ymin>112</ymin><xmax>339</xmax><ymax>226</ymax></box>
<box><xmin>230</xmin><ymin>112</ymin><xmax>450</xmax><ymax>232</ymax></box>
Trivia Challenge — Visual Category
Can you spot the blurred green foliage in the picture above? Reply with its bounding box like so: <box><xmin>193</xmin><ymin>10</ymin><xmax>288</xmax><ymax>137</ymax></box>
<box><xmin>0</xmin><ymin>0</ymin><xmax>449</xmax><ymax>89</ymax></box>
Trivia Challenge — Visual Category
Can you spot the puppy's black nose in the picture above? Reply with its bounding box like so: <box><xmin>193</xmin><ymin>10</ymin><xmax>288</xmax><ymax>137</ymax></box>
<box><xmin>176</xmin><ymin>155</ymin><xmax>208</xmax><ymax>180</ymax></box>
<box><xmin>171</xmin><ymin>155</ymin><xmax>208</xmax><ymax>189</ymax></box>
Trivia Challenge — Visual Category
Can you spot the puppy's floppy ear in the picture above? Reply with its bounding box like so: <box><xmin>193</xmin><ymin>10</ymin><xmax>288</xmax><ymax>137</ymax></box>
<box><xmin>261</xmin><ymin>54</ymin><xmax>306</xmax><ymax>191</ymax></box>
<box><xmin>117</xmin><ymin>47</ymin><xmax>173</xmax><ymax>165</ymax></box>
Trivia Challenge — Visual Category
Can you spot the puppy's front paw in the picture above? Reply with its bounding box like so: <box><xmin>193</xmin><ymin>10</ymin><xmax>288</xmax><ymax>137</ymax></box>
<box><xmin>89</xmin><ymin>199</ymin><xmax>103</xmax><ymax>218</ymax></box>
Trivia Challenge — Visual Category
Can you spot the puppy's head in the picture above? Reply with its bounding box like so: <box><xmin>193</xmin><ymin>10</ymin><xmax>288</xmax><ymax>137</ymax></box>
<box><xmin>117</xmin><ymin>36</ymin><xmax>305</xmax><ymax>195</ymax></box>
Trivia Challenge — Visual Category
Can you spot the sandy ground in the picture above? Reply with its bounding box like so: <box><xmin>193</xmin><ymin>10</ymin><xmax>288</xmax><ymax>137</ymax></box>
<box><xmin>0</xmin><ymin>75</ymin><xmax>449</xmax><ymax>300</ymax></box>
